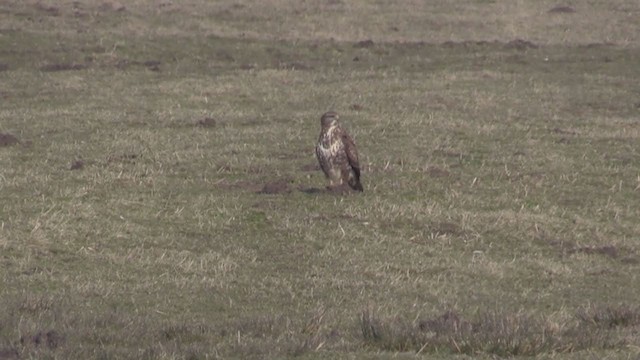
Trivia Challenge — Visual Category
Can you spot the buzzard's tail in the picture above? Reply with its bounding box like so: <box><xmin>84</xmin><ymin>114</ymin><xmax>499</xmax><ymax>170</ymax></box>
<box><xmin>349</xmin><ymin>178</ymin><xmax>364</xmax><ymax>192</ymax></box>
<box><xmin>348</xmin><ymin>167</ymin><xmax>363</xmax><ymax>192</ymax></box>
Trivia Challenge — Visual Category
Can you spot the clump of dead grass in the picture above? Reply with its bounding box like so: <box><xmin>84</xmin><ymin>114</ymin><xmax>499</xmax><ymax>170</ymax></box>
<box><xmin>213</xmin><ymin>308</ymin><xmax>335</xmax><ymax>357</ymax></box>
<box><xmin>360</xmin><ymin>307</ymin><xmax>628</xmax><ymax>356</ymax></box>
<box><xmin>577</xmin><ymin>304</ymin><xmax>640</xmax><ymax>329</ymax></box>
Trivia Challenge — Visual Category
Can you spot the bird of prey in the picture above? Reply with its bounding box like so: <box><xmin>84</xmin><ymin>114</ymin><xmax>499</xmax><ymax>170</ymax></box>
<box><xmin>315</xmin><ymin>111</ymin><xmax>363</xmax><ymax>192</ymax></box>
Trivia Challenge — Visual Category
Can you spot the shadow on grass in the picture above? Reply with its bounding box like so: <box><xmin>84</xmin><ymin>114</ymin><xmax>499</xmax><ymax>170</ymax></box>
<box><xmin>299</xmin><ymin>185</ymin><xmax>363</xmax><ymax>195</ymax></box>
<box><xmin>299</xmin><ymin>187</ymin><xmax>324</xmax><ymax>194</ymax></box>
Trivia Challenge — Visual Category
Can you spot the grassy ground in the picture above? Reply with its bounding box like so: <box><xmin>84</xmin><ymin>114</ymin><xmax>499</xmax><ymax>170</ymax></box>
<box><xmin>1</xmin><ymin>0</ymin><xmax>639</xmax><ymax>358</ymax></box>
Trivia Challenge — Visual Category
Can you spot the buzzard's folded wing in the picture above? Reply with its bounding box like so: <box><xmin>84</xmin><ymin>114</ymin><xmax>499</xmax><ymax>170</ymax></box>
<box><xmin>342</xmin><ymin>132</ymin><xmax>360</xmax><ymax>180</ymax></box>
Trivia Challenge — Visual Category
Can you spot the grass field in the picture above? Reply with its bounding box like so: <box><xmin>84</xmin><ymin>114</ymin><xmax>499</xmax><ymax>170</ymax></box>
<box><xmin>1</xmin><ymin>0</ymin><xmax>640</xmax><ymax>358</ymax></box>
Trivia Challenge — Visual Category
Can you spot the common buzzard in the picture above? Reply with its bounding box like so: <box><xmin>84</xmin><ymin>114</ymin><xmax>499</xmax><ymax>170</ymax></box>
<box><xmin>315</xmin><ymin>111</ymin><xmax>363</xmax><ymax>192</ymax></box>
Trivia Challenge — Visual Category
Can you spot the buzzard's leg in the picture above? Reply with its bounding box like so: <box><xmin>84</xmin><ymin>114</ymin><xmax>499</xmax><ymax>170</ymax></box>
<box><xmin>326</xmin><ymin>177</ymin><xmax>341</xmax><ymax>192</ymax></box>
<box><xmin>327</xmin><ymin>171</ymin><xmax>341</xmax><ymax>188</ymax></box>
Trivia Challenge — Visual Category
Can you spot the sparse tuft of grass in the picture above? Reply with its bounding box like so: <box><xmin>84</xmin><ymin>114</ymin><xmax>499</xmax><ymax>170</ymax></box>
<box><xmin>360</xmin><ymin>308</ymin><xmax>626</xmax><ymax>356</ymax></box>
<box><xmin>577</xmin><ymin>304</ymin><xmax>640</xmax><ymax>329</ymax></box>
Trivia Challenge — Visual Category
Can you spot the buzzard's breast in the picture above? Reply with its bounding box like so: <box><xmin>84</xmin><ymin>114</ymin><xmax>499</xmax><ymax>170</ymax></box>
<box><xmin>319</xmin><ymin>137</ymin><xmax>343</xmax><ymax>162</ymax></box>
<box><xmin>318</xmin><ymin>128</ymin><xmax>339</xmax><ymax>155</ymax></box>
<box><xmin>316</xmin><ymin>126</ymin><xmax>346</xmax><ymax>181</ymax></box>
<box><xmin>316</xmin><ymin>141</ymin><xmax>331</xmax><ymax>160</ymax></box>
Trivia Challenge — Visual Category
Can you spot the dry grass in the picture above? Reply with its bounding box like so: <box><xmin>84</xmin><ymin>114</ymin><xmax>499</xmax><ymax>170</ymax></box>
<box><xmin>577</xmin><ymin>304</ymin><xmax>640</xmax><ymax>329</ymax></box>
<box><xmin>1</xmin><ymin>0</ymin><xmax>639</xmax><ymax>358</ymax></box>
<box><xmin>3</xmin><ymin>0</ymin><xmax>639</xmax><ymax>45</ymax></box>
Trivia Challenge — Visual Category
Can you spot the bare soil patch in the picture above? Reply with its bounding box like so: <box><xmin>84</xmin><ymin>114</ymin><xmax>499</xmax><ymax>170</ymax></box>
<box><xmin>35</xmin><ymin>3</ymin><xmax>61</xmax><ymax>16</ymax></box>
<box><xmin>113</xmin><ymin>59</ymin><xmax>162</xmax><ymax>71</ymax></box>
<box><xmin>69</xmin><ymin>159</ymin><xmax>84</xmax><ymax>170</ymax></box>
<box><xmin>215</xmin><ymin>179</ymin><xmax>261</xmax><ymax>192</ymax></box>
<box><xmin>425</xmin><ymin>166</ymin><xmax>450</xmax><ymax>178</ymax></box>
<box><xmin>196</xmin><ymin>117</ymin><xmax>217</xmax><ymax>128</ymax></box>
<box><xmin>258</xmin><ymin>179</ymin><xmax>293</xmax><ymax>194</ymax></box>
<box><xmin>569</xmin><ymin>245</ymin><xmax>619</xmax><ymax>258</ymax></box>
<box><xmin>440</xmin><ymin>39</ymin><xmax>539</xmax><ymax>51</ymax></box>
<box><xmin>548</xmin><ymin>6</ymin><xmax>576</xmax><ymax>14</ymax></box>
<box><xmin>538</xmin><ymin>234</ymin><xmax>635</xmax><ymax>263</ymax></box>
<box><xmin>143</xmin><ymin>60</ymin><xmax>161</xmax><ymax>71</ymax></box>
<box><xmin>106</xmin><ymin>153</ymin><xmax>139</xmax><ymax>164</ymax></box>
<box><xmin>354</xmin><ymin>40</ymin><xmax>375</xmax><ymax>49</ymax></box>
<box><xmin>40</xmin><ymin>63</ymin><xmax>87</xmax><ymax>72</ymax></box>
<box><xmin>298</xmin><ymin>185</ymin><xmax>360</xmax><ymax>195</ymax></box>
<box><xmin>0</xmin><ymin>133</ymin><xmax>19</xmax><ymax>147</ymax></box>
<box><xmin>504</xmin><ymin>39</ymin><xmax>539</xmax><ymax>50</ymax></box>
<box><xmin>417</xmin><ymin>310</ymin><xmax>472</xmax><ymax>333</ymax></box>
<box><xmin>298</xmin><ymin>187</ymin><xmax>324</xmax><ymax>194</ymax></box>
<box><xmin>19</xmin><ymin>330</ymin><xmax>63</xmax><ymax>350</ymax></box>
<box><xmin>552</xmin><ymin>127</ymin><xmax>579</xmax><ymax>135</ymax></box>
<box><xmin>98</xmin><ymin>1</ymin><xmax>126</xmax><ymax>12</ymax></box>
<box><xmin>430</xmin><ymin>221</ymin><xmax>461</xmax><ymax>236</ymax></box>
<box><xmin>300</xmin><ymin>163</ymin><xmax>319</xmax><ymax>172</ymax></box>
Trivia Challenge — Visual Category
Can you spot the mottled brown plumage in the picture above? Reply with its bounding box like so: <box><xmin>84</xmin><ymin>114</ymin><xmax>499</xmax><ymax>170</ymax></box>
<box><xmin>315</xmin><ymin>111</ymin><xmax>363</xmax><ymax>192</ymax></box>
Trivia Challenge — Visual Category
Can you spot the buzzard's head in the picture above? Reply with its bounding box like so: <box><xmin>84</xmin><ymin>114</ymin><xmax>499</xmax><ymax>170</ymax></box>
<box><xmin>320</xmin><ymin>111</ymin><xmax>339</xmax><ymax>129</ymax></box>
